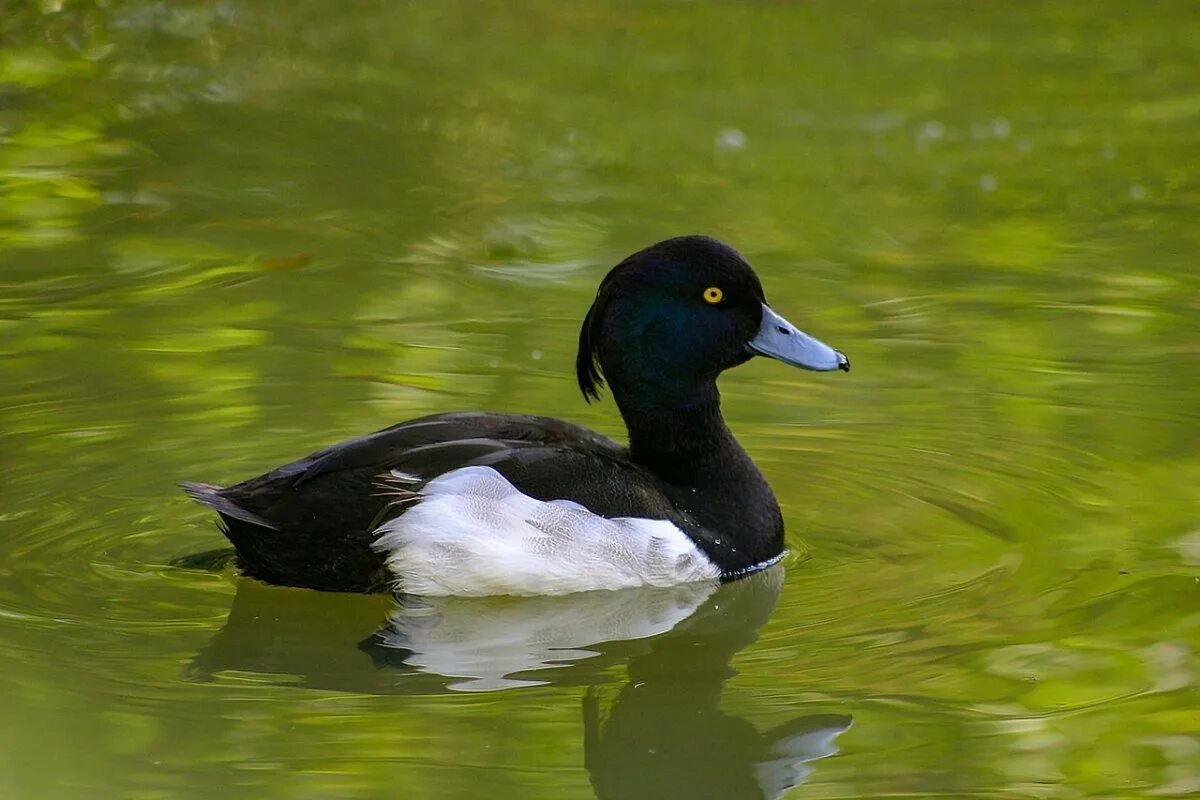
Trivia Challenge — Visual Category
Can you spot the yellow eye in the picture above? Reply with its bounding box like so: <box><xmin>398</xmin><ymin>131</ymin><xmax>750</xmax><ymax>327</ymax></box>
<box><xmin>703</xmin><ymin>286</ymin><xmax>724</xmax><ymax>304</ymax></box>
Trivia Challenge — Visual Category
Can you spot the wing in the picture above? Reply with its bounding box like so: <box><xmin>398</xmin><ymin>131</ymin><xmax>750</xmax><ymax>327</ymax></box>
<box><xmin>216</xmin><ymin>411</ymin><xmax>621</xmax><ymax>529</ymax></box>
<box><xmin>256</xmin><ymin>411</ymin><xmax>621</xmax><ymax>487</ymax></box>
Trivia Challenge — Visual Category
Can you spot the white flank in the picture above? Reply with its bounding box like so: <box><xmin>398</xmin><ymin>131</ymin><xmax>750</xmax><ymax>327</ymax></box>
<box><xmin>372</xmin><ymin>465</ymin><xmax>720</xmax><ymax>596</ymax></box>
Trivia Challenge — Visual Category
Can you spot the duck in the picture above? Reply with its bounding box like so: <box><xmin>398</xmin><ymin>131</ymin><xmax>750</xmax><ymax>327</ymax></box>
<box><xmin>182</xmin><ymin>235</ymin><xmax>849</xmax><ymax>596</ymax></box>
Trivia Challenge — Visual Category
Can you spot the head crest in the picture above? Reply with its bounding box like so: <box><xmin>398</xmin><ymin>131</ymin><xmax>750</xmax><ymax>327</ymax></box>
<box><xmin>575</xmin><ymin>273</ymin><xmax>615</xmax><ymax>402</ymax></box>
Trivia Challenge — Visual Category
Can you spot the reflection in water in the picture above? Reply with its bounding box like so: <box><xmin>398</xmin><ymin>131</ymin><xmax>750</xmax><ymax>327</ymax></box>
<box><xmin>187</xmin><ymin>574</ymin><xmax>402</xmax><ymax>692</ymax></box>
<box><xmin>370</xmin><ymin>580</ymin><xmax>721</xmax><ymax>691</ymax></box>
<box><xmin>191</xmin><ymin>567</ymin><xmax>849</xmax><ymax>796</ymax></box>
<box><xmin>582</xmin><ymin>569</ymin><xmax>850</xmax><ymax>800</ymax></box>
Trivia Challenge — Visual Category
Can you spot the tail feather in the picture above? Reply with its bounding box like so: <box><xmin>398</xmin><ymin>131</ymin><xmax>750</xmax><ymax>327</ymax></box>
<box><xmin>180</xmin><ymin>481</ymin><xmax>280</xmax><ymax>531</ymax></box>
<box><xmin>180</xmin><ymin>479</ymin><xmax>391</xmax><ymax>592</ymax></box>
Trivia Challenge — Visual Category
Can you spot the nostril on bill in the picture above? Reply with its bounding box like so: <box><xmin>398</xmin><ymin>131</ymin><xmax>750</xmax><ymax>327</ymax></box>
<box><xmin>777</xmin><ymin>326</ymin><xmax>790</xmax><ymax>335</ymax></box>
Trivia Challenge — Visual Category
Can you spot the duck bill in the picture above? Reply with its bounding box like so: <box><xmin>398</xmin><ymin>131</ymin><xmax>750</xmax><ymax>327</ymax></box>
<box><xmin>748</xmin><ymin>304</ymin><xmax>850</xmax><ymax>372</ymax></box>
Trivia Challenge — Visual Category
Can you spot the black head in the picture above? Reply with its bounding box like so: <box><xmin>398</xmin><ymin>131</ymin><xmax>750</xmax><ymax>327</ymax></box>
<box><xmin>577</xmin><ymin>236</ymin><xmax>847</xmax><ymax>410</ymax></box>
<box><xmin>577</xmin><ymin>236</ymin><xmax>765</xmax><ymax>405</ymax></box>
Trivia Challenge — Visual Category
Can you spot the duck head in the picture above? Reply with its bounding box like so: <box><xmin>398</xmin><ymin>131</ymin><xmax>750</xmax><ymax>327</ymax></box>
<box><xmin>577</xmin><ymin>236</ymin><xmax>848</xmax><ymax>411</ymax></box>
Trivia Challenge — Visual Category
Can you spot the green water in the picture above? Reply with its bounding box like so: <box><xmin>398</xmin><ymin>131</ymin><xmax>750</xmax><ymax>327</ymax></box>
<box><xmin>2</xmin><ymin>1</ymin><xmax>1199</xmax><ymax>797</ymax></box>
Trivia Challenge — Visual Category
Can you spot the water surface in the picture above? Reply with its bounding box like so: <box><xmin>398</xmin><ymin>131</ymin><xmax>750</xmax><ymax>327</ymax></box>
<box><xmin>2</xmin><ymin>2</ymin><xmax>1199</xmax><ymax>798</ymax></box>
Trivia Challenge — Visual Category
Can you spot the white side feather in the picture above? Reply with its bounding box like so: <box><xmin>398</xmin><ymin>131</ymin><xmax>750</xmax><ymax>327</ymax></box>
<box><xmin>372</xmin><ymin>465</ymin><xmax>720</xmax><ymax>596</ymax></box>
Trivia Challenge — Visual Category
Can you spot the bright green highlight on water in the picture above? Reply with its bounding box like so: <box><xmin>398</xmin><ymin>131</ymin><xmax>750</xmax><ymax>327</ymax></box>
<box><xmin>1</xmin><ymin>1</ymin><xmax>1198</xmax><ymax>798</ymax></box>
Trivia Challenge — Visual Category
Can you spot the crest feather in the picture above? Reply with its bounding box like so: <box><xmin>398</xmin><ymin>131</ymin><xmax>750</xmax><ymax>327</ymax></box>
<box><xmin>576</xmin><ymin>285</ymin><xmax>608</xmax><ymax>402</ymax></box>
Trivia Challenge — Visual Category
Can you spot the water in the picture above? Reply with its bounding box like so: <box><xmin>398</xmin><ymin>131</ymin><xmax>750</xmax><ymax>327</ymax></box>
<box><xmin>2</xmin><ymin>1</ymin><xmax>1199</xmax><ymax>797</ymax></box>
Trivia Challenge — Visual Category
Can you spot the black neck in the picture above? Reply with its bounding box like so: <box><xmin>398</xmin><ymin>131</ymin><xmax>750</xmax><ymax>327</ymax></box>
<box><xmin>618</xmin><ymin>384</ymin><xmax>735</xmax><ymax>482</ymax></box>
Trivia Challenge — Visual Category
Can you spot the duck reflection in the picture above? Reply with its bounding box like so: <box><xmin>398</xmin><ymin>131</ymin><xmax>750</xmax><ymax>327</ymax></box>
<box><xmin>189</xmin><ymin>562</ymin><xmax>849</xmax><ymax>796</ymax></box>
<box><xmin>581</xmin><ymin>569</ymin><xmax>850</xmax><ymax>800</ymax></box>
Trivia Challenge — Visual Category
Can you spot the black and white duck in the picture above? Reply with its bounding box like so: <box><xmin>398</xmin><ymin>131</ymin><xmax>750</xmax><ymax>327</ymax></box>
<box><xmin>182</xmin><ymin>235</ymin><xmax>849</xmax><ymax>595</ymax></box>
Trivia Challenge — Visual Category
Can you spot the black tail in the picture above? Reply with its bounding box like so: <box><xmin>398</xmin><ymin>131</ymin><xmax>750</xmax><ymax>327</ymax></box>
<box><xmin>180</xmin><ymin>481</ymin><xmax>285</xmax><ymax>582</ymax></box>
<box><xmin>180</xmin><ymin>481</ymin><xmax>390</xmax><ymax>592</ymax></box>
<box><xmin>180</xmin><ymin>481</ymin><xmax>279</xmax><ymax>530</ymax></box>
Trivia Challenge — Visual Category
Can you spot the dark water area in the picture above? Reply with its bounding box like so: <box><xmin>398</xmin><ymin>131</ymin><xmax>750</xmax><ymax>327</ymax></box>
<box><xmin>1</xmin><ymin>2</ymin><xmax>1198</xmax><ymax>797</ymax></box>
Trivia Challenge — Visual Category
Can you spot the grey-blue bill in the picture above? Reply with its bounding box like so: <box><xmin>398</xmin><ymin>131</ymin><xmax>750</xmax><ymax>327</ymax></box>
<box><xmin>747</xmin><ymin>304</ymin><xmax>850</xmax><ymax>372</ymax></box>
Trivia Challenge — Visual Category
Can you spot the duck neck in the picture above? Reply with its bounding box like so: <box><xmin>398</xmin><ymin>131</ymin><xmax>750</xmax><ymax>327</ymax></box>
<box><xmin>616</xmin><ymin>382</ymin><xmax>742</xmax><ymax>483</ymax></box>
